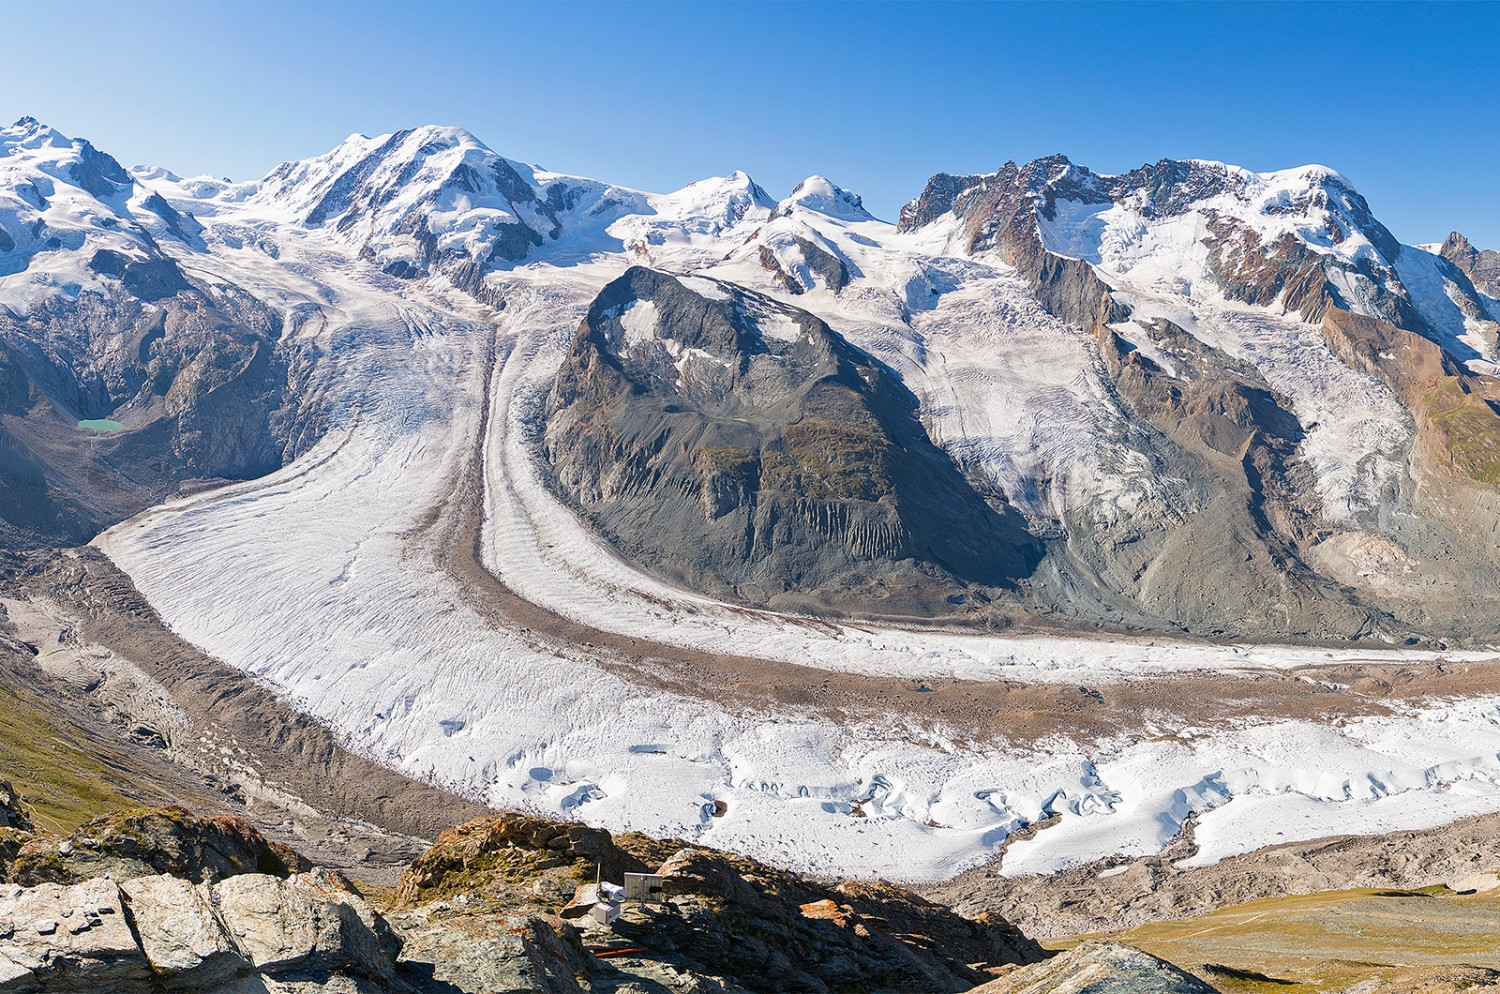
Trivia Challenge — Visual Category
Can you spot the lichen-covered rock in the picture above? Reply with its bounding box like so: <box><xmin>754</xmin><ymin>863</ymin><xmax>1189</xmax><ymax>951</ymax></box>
<box><xmin>7</xmin><ymin>807</ymin><xmax>308</xmax><ymax>886</ymax></box>
<box><xmin>392</xmin><ymin>815</ymin><xmax>1044</xmax><ymax>993</ymax></box>
<box><xmin>970</xmin><ymin>941</ymin><xmax>1218</xmax><ymax>993</ymax></box>
<box><xmin>393</xmin><ymin>813</ymin><xmax>651</xmax><ymax>910</ymax></box>
<box><xmin>603</xmin><ymin>846</ymin><xmax>1042</xmax><ymax>992</ymax></box>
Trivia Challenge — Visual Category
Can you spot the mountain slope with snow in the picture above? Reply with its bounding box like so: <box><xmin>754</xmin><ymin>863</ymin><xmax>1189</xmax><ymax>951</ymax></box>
<box><xmin>6</xmin><ymin>118</ymin><xmax>1500</xmax><ymax>888</ymax></box>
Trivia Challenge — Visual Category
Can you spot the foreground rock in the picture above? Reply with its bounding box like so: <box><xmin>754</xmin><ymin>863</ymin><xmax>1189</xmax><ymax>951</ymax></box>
<box><xmin>0</xmin><ymin>869</ymin><xmax>391</xmax><ymax>993</ymax></box>
<box><xmin>391</xmin><ymin>813</ymin><xmax>1044</xmax><ymax>992</ymax></box>
<box><xmin>0</xmin><ymin>808</ymin><xmax>1047</xmax><ymax>993</ymax></box>
<box><xmin>3</xmin><ymin>807</ymin><xmax>307</xmax><ymax>887</ymax></box>
<box><xmin>971</xmin><ymin>941</ymin><xmax>1216</xmax><ymax>994</ymax></box>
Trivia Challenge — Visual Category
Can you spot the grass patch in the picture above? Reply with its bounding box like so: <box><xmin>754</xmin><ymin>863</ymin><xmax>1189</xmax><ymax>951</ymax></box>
<box><xmin>1074</xmin><ymin>885</ymin><xmax>1500</xmax><ymax>994</ymax></box>
<box><xmin>1421</xmin><ymin>379</ymin><xmax>1500</xmax><ymax>484</ymax></box>
<box><xmin>0</xmin><ymin>677</ymin><xmax>210</xmax><ymax>837</ymax></box>
<box><xmin>762</xmin><ymin>416</ymin><xmax>892</xmax><ymax>502</ymax></box>
<box><xmin>693</xmin><ymin>446</ymin><xmax>758</xmax><ymax>476</ymax></box>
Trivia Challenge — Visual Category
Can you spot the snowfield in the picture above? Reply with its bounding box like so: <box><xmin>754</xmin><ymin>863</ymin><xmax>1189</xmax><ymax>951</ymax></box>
<box><xmin>0</xmin><ymin>118</ymin><xmax>1487</xmax><ymax>881</ymax></box>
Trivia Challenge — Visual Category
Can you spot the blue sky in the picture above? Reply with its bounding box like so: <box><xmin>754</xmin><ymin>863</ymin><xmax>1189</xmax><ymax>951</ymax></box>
<box><xmin>7</xmin><ymin>1</ymin><xmax>1498</xmax><ymax>245</ymax></box>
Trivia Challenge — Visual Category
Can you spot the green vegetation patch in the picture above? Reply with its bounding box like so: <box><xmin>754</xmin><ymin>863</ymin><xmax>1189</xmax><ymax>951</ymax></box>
<box><xmin>1421</xmin><ymin>379</ymin><xmax>1500</xmax><ymax>484</ymax></box>
<box><xmin>761</xmin><ymin>415</ymin><xmax>893</xmax><ymax>502</ymax></box>
<box><xmin>693</xmin><ymin>446</ymin><xmax>758</xmax><ymax>476</ymax></box>
<box><xmin>1070</xmin><ymin>886</ymin><xmax>1500</xmax><ymax>994</ymax></box>
<box><xmin>0</xmin><ymin>680</ymin><xmax>146</xmax><ymax>836</ymax></box>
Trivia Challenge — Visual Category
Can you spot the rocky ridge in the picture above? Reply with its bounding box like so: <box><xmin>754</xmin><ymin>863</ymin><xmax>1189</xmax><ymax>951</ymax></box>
<box><xmin>1438</xmin><ymin>230</ymin><xmax>1500</xmax><ymax>298</ymax></box>
<box><xmin>0</xmin><ymin>803</ymin><xmax>1082</xmax><ymax>994</ymax></box>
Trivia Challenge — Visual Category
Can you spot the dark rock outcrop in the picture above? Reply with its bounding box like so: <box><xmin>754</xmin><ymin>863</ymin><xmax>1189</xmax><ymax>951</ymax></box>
<box><xmin>5</xmin><ymin>808</ymin><xmax>309</xmax><ymax>887</ymax></box>
<box><xmin>1439</xmin><ymin>230</ymin><xmax>1500</xmax><ymax>298</ymax></box>
<box><xmin>0</xmin><ymin>782</ymin><xmax>32</xmax><ymax>834</ymax></box>
<box><xmin>389</xmin><ymin>813</ymin><xmax>1044</xmax><ymax>993</ymax></box>
<box><xmin>609</xmin><ymin>846</ymin><xmax>1044</xmax><ymax>992</ymax></box>
<box><xmin>545</xmin><ymin>266</ymin><xmax>1039</xmax><ymax>616</ymax></box>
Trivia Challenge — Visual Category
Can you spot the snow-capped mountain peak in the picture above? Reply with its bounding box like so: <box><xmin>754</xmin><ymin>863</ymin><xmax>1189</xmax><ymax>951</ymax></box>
<box><xmin>2</xmin><ymin>116</ymin><xmax>74</xmax><ymax>153</ymax></box>
<box><xmin>652</xmin><ymin>170</ymin><xmax>775</xmax><ymax>225</ymax></box>
<box><xmin>774</xmin><ymin>175</ymin><xmax>872</xmax><ymax>222</ymax></box>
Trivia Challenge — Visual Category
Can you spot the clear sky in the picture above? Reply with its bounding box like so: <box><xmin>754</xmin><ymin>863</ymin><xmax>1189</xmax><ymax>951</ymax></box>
<box><xmin>6</xmin><ymin>0</ymin><xmax>1498</xmax><ymax>246</ymax></box>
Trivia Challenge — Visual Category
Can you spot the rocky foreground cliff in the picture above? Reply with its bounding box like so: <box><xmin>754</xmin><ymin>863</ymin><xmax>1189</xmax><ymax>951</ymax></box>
<box><xmin>0</xmin><ymin>795</ymin><xmax>1206</xmax><ymax>994</ymax></box>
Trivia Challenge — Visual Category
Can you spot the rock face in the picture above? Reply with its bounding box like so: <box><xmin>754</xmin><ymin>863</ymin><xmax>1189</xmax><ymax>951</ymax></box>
<box><xmin>970</xmin><ymin>941</ymin><xmax>1216</xmax><ymax>994</ymax></box>
<box><xmin>545</xmin><ymin>266</ymin><xmax>1039</xmax><ymax>616</ymax></box>
<box><xmin>5</xmin><ymin>808</ymin><xmax>308</xmax><ymax>888</ymax></box>
<box><xmin>0</xmin><ymin>870</ymin><xmax>393</xmax><ymax>993</ymax></box>
<box><xmin>1439</xmin><ymin>231</ymin><xmax>1500</xmax><ymax>297</ymax></box>
<box><xmin>390</xmin><ymin>814</ymin><xmax>1043</xmax><ymax>993</ymax></box>
<box><xmin>1</xmin><ymin>809</ymin><xmax>1047</xmax><ymax>993</ymax></box>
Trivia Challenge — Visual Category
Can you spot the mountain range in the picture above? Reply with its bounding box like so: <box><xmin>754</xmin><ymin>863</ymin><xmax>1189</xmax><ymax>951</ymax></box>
<box><xmin>4</xmin><ymin>115</ymin><xmax>1500</xmax><ymax>644</ymax></box>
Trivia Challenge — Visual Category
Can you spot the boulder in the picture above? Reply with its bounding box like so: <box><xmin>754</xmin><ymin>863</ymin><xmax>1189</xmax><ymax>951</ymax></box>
<box><xmin>119</xmin><ymin>874</ymin><xmax>244</xmax><ymax>988</ymax></box>
<box><xmin>212</xmin><ymin>871</ymin><xmax>394</xmax><ymax>983</ymax></box>
<box><xmin>394</xmin><ymin>911</ymin><xmax>589</xmax><ymax>994</ymax></box>
<box><xmin>970</xmin><ymin>941</ymin><xmax>1218</xmax><ymax>993</ymax></box>
<box><xmin>0</xmin><ymin>877</ymin><xmax>151</xmax><ymax>991</ymax></box>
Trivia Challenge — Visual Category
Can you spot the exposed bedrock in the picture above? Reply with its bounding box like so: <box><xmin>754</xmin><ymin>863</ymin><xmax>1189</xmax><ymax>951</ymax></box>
<box><xmin>544</xmin><ymin>266</ymin><xmax>1041</xmax><ymax>618</ymax></box>
<box><xmin>0</xmin><ymin>272</ymin><xmax>317</xmax><ymax>550</ymax></box>
<box><xmin>1028</xmin><ymin>316</ymin><xmax>1388</xmax><ymax>640</ymax></box>
<box><xmin>1439</xmin><ymin>230</ymin><xmax>1500</xmax><ymax>298</ymax></box>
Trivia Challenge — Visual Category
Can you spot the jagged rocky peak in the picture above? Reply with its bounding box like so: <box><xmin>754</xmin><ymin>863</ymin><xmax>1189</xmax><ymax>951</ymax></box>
<box><xmin>775</xmin><ymin>175</ymin><xmax>873</xmax><ymax>221</ymax></box>
<box><xmin>545</xmin><ymin>265</ymin><xmax>1039</xmax><ymax>617</ymax></box>
<box><xmin>1439</xmin><ymin>230</ymin><xmax>1500</xmax><ymax>297</ymax></box>
<box><xmin>898</xmin><ymin>151</ymin><xmax>1496</xmax><ymax>346</ymax></box>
